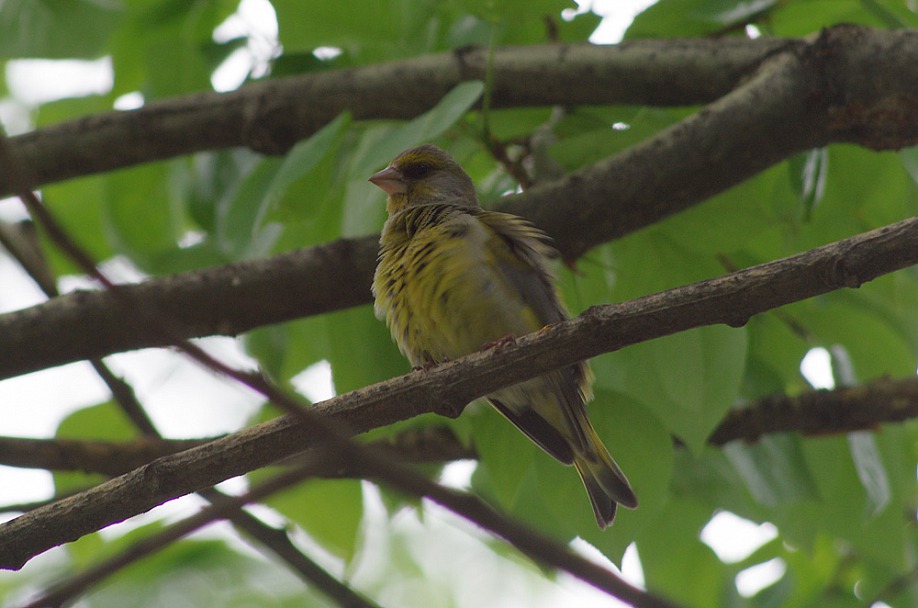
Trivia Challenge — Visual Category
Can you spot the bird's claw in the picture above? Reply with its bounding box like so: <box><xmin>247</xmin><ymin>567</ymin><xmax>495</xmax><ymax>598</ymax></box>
<box><xmin>482</xmin><ymin>335</ymin><xmax>517</xmax><ymax>351</ymax></box>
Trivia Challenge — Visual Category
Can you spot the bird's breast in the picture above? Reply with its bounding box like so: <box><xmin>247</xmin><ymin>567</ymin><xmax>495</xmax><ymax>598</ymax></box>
<box><xmin>374</xmin><ymin>214</ymin><xmax>535</xmax><ymax>364</ymax></box>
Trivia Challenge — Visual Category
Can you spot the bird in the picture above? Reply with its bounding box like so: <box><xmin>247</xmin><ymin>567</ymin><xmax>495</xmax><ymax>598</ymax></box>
<box><xmin>369</xmin><ymin>144</ymin><xmax>637</xmax><ymax>528</ymax></box>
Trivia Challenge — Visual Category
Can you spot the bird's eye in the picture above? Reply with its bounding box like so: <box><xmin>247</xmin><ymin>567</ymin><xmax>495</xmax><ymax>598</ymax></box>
<box><xmin>404</xmin><ymin>163</ymin><xmax>432</xmax><ymax>180</ymax></box>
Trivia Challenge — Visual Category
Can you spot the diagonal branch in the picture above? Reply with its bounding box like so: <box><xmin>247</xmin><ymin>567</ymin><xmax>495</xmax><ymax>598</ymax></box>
<box><xmin>6</xmin><ymin>376</ymin><xmax>915</xmax><ymax>477</ymax></box>
<box><xmin>22</xmin><ymin>461</ymin><xmax>383</xmax><ymax>608</ymax></box>
<box><xmin>1</xmin><ymin>214</ymin><xmax>916</xmax><ymax>570</ymax></box>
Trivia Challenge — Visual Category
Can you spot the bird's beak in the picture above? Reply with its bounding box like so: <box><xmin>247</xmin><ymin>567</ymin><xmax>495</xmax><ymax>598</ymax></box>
<box><xmin>369</xmin><ymin>166</ymin><xmax>407</xmax><ymax>195</ymax></box>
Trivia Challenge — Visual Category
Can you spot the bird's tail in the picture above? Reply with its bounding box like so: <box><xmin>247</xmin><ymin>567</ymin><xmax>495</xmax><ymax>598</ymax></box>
<box><xmin>573</xmin><ymin>422</ymin><xmax>638</xmax><ymax>530</ymax></box>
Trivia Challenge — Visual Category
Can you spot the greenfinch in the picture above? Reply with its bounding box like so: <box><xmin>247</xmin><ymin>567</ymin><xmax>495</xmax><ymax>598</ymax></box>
<box><xmin>370</xmin><ymin>144</ymin><xmax>637</xmax><ymax>528</ymax></box>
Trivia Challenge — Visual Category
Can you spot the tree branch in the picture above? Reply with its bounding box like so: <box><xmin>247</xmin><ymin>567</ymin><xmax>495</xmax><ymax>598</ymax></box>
<box><xmin>2</xmin><ymin>36</ymin><xmax>794</xmax><ymax>196</ymax></box>
<box><xmin>1</xmin><ymin>26</ymin><xmax>914</xmax><ymax>379</ymax></box>
<box><xmin>0</xmin><ymin>427</ymin><xmax>473</xmax><ymax>479</ymax></box>
<box><xmin>1</xmin><ymin>214</ymin><xmax>916</xmax><ymax>570</ymax></box>
<box><xmin>0</xmin><ymin>236</ymin><xmax>378</xmax><ymax>380</ymax></box>
<box><xmin>708</xmin><ymin>376</ymin><xmax>918</xmax><ymax>445</ymax></box>
<box><xmin>5</xmin><ymin>28</ymin><xmax>916</xmax><ymax>197</ymax></box>
<box><xmin>502</xmin><ymin>25</ymin><xmax>918</xmax><ymax>258</ymax></box>
<box><xmin>0</xmin><ymin>436</ymin><xmax>210</xmax><ymax>477</ymax></box>
<box><xmin>6</xmin><ymin>375</ymin><xmax>914</xmax><ymax>479</ymax></box>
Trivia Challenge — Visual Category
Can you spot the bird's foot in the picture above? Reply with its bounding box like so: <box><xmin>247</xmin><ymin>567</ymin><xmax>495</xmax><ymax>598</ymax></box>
<box><xmin>482</xmin><ymin>335</ymin><xmax>517</xmax><ymax>351</ymax></box>
<box><xmin>536</xmin><ymin>322</ymin><xmax>559</xmax><ymax>335</ymax></box>
<box><xmin>413</xmin><ymin>359</ymin><xmax>443</xmax><ymax>372</ymax></box>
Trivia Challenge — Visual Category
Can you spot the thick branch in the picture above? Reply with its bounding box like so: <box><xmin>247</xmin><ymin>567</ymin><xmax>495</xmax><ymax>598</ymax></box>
<box><xmin>3</xmin><ymin>37</ymin><xmax>792</xmax><ymax>195</ymax></box>
<box><xmin>1</xmin><ymin>215</ymin><xmax>916</xmax><ymax>570</ymax></box>
<box><xmin>6</xmin><ymin>28</ymin><xmax>916</xmax><ymax>197</ymax></box>
<box><xmin>0</xmin><ymin>236</ymin><xmax>378</xmax><ymax>380</ymax></box>
<box><xmin>503</xmin><ymin>26</ymin><xmax>918</xmax><ymax>257</ymax></box>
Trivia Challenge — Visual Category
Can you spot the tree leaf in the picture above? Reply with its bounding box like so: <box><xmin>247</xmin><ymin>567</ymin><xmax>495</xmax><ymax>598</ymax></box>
<box><xmin>262</xmin><ymin>477</ymin><xmax>364</xmax><ymax>562</ymax></box>
<box><xmin>0</xmin><ymin>0</ymin><xmax>122</xmax><ymax>59</ymax></box>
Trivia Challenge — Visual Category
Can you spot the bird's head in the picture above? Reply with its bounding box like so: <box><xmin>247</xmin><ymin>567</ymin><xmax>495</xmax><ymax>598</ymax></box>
<box><xmin>370</xmin><ymin>144</ymin><xmax>478</xmax><ymax>215</ymax></box>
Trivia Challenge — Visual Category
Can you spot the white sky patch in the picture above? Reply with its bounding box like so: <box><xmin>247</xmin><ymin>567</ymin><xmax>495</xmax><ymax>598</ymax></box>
<box><xmin>291</xmin><ymin>359</ymin><xmax>336</xmax><ymax>403</ymax></box>
<box><xmin>588</xmin><ymin>0</ymin><xmax>659</xmax><ymax>43</ymax></box>
<box><xmin>440</xmin><ymin>459</ymin><xmax>476</xmax><ymax>489</ymax></box>
<box><xmin>701</xmin><ymin>511</ymin><xmax>778</xmax><ymax>563</ymax></box>
<box><xmin>114</xmin><ymin>91</ymin><xmax>145</xmax><ymax>111</ymax></box>
<box><xmin>6</xmin><ymin>57</ymin><xmax>113</xmax><ymax>105</ymax></box>
<box><xmin>736</xmin><ymin>558</ymin><xmax>786</xmax><ymax>596</ymax></box>
<box><xmin>212</xmin><ymin>0</ymin><xmax>279</xmax><ymax>91</ymax></box>
<box><xmin>562</xmin><ymin>540</ymin><xmax>644</xmax><ymax>607</ymax></box>
<box><xmin>800</xmin><ymin>347</ymin><xmax>835</xmax><ymax>389</ymax></box>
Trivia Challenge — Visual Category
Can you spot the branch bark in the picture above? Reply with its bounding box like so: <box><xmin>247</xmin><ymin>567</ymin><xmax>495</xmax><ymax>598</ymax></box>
<box><xmin>6</xmin><ymin>376</ymin><xmax>915</xmax><ymax>478</ymax></box>
<box><xmin>0</xmin><ymin>427</ymin><xmax>473</xmax><ymax>479</ymax></box>
<box><xmin>3</xmin><ymin>36</ymin><xmax>793</xmax><ymax>195</ymax></box>
<box><xmin>1</xmin><ymin>26</ymin><xmax>915</xmax><ymax>380</ymax></box>
<box><xmin>708</xmin><ymin>376</ymin><xmax>918</xmax><ymax>445</ymax></box>
<box><xmin>1</xmin><ymin>215</ymin><xmax>916</xmax><ymax>570</ymax></box>
<box><xmin>5</xmin><ymin>27</ymin><xmax>916</xmax><ymax>198</ymax></box>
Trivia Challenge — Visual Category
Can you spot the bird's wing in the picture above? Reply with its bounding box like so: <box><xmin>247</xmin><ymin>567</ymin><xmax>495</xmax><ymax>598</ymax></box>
<box><xmin>475</xmin><ymin>210</ymin><xmax>566</xmax><ymax>329</ymax></box>
<box><xmin>474</xmin><ymin>211</ymin><xmax>596</xmax><ymax>460</ymax></box>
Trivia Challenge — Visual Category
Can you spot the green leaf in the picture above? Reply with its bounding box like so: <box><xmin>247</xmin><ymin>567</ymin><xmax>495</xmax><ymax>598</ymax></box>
<box><xmin>41</xmin><ymin>175</ymin><xmax>115</xmax><ymax>276</ymax></box>
<box><xmin>794</xmin><ymin>296</ymin><xmax>916</xmax><ymax>381</ymax></box>
<box><xmin>324</xmin><ymin>305</ymin><xmax>409</xmax><ymax>393</ymax></box>
<box><xmin>389</xmin><ymin>81</ymin><xmax>485</xmax><ymax>153</ymax></box>
<box><xmin>577</xmin><ymin>392</ymin><xmax>674</xmax><ymax>563</ymax></box>
<box><xmin>0</xmin><ymin>0</ymin><xmax>123</xmax><ymax>59</ymax></box>
<box><xmin>599</xmin><ymin>325</ymin><xmax>747</xmax><ymax>453</ymax></box>
<box><xmin>109</xmin><ymin>0</ymin><xmax>235</xmax><ymax>98</ymax></box>
<box><xmin>255</xmin><ymin>112</ymin><xmax>351</xmax><ymax>245</ymax></box>
<box><xmin>723</xmin><ymin>434</ymin><xmax>820</xmax><ymax>507</ymax></box>
<box><xmin>799</xmin><ymin>434</ymin><xmax>907</xmax><ymax>567</ymax></box>
<box><xmin>455</xmin><ymin>0</ymin><xmax>575</xmax><ymax>22</ymax></box>
<box><xmin>789</xmin><ymin>148</ymin><xmax>829</xmax><ymax>220</ymax></box>
<box><xmin>671</xmin><ymin>447</ymin><xmax>767</xmax><ymax>519</ymax></box>
<box><xmin>53</xmin><ymin>401</ymin><xmax>137</xmax><ymax>497</ymax></box>
<box><xmin>900</xmin><ymin>145</ymin><xmax>918</xmax><ymax>184</ymax></box>
<box><xmin>214</xmin><ymin>156</ymin><xmax>284</xmax><ymax>259</ymax></box>
<box><xmin>769</xmin><ymin>0</ymin><xmax>886</xmax><ymax>36</ymax></box>
<box><xmin>625</xmin><ymin>0</ymin><xmax>724</xmax><ymax>39</ymax></box>
<box><xmin>637</xmin><ymin>499</ymin><xmax>730</xmax><ymax>608</ymax></box>
<box><xmin>693</xmin><ymin>0</ymin><xmax>780</xmax><ymax>26</ymax></box>
<box><xmin>549</xmin><ymin>107</ymin><xmax>683</xmax><ymax>172</ymax></box>
<box><xmin>34</xmin><ymin>94</ymin><xmax>115</xmax><ymax>128</ymax></box>
<box><xmin>102</xmin><ymin>163</ymin><xmax>182</xmax><ymax>271</ymax></box>
<box><xmin>468</xmin><ymin>404</ymin><xmax>545</xmax><ymax>522</ymax></box>
<box><xmin>846</xmin><ymin>431</ymin><xmax>891</xmax><ymax>517</ymax></box>
<box><xmin>273</xmin><ymin>0</ymin><xmax>449</xmax><ymax>61</ymax></box>
<box><xmin>262</xmin><ymin>477</ymin><xmax>364</xmax><ymax>562</ymax></box>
